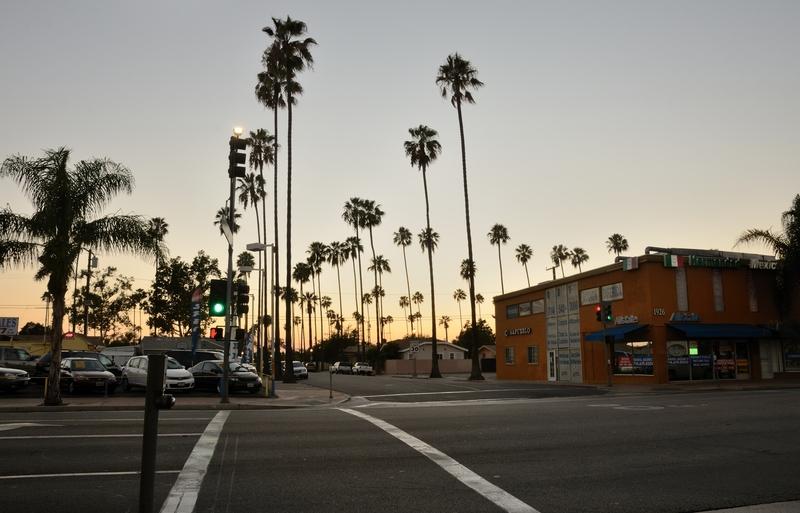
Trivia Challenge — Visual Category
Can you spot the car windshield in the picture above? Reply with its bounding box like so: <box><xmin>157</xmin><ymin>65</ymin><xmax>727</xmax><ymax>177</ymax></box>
<box><xmin>229</xmin><ymin>363</ymin><xmax>248</xmax><ymax>372</ymax></box>
<box><xmin>293</xmin><ymin>362</ymin><xmax>304</xmax><ymax>368</ymax></box>
<box><xmin>70</xmin><ymin>359</ymin><xmax>105</xmax><ymax>371</ymax></box>
<box><xmin>167</xmin><ymin>358</ymin><xmax>183</xmax><ymax>369</ymax></box>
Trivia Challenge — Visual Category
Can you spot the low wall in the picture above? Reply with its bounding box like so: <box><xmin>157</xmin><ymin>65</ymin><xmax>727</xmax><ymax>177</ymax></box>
<box><xmin>384</xmin><ymin>359</ymin><xmax>471</xmax><ymax>375</ymax></box>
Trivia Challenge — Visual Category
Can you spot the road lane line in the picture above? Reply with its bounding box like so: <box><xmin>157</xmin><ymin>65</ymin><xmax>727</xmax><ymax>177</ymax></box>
<box><xmin>0</xmin><ymin>470</ymin><xmax>181</xmax><ymax>480</ymax></box>
<box><xmin>340</xmin><ymin>408</ymin><xmax>540</xmax><ymax>513</ymax></box>
<box><xmin>0</xmin><ymin>422</ymin><xmax>61</xmax><ymax>431</ymax></box>
<box><xmin>1</xmin><ymin>417</ymin><xmax>213</xmax><ymax>423</ymax></box>
<box><xmin>160</xmin><ymin>410</ymin><xmax>230</xmax><ymax>513</ymax></box>
<box><xmin>361</xmin><ymin>388</ymin><xmax>554</xmax><ymax>398</ymax></box>
<box><xmin>0</xmin><ymin>433</ymin><xmax>202</xmax><ymax>440</ymax></box>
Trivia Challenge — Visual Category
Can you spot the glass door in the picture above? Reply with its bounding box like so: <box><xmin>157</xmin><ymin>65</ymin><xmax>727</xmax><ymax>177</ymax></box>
<box><xmin>547</xmin><ymin>350</ymin><xmax>557</xmax><ymax>381</ymax></box>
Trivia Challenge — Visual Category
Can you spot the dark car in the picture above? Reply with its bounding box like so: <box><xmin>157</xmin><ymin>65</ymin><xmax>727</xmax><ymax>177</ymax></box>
<box><xmin>160</xmin><ymin>350</ymin><xmax>225</xmax><ymax>369</ymax></box>
<box><xmin>0</xmin><ymin>347</ymin><xmax>36</xmax><ymax>373</ymax></box>
<box><xmin>60</xmin><ymin>357</ymin><xmax>117</xmax><ymax>394</ymax></box>
<box><xmin>188</xmin><ymin>360</ymin><xmax>262</xmax><ymax>394</ymax></box>
<box><xmin>36</xmin><ymin>350</ymin><xmax>123</xmax><ymax>377</ymax></box>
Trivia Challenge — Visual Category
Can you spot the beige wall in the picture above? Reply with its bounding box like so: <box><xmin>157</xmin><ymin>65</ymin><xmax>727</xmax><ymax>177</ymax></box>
<box><xmin>385</xmin><ymin>359</ymin><xmax>471</xmax><ymax>374</ymax></box>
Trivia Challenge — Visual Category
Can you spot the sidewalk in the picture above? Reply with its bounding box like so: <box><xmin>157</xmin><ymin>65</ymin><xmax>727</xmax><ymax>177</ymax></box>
<box><xmin>0</xmin><ymin>382</ymin><xmax>349</xmax><ymax>413</ymax></box>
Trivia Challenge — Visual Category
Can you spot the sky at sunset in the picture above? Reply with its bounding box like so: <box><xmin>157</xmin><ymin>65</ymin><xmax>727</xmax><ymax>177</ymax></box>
<box><xmin>1</xmin><ymin>1</ymin><xmax>798</xmax><ymax>340</ymax></box>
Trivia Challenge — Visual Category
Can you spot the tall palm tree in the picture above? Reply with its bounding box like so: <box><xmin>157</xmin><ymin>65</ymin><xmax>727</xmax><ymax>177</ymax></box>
<box><xmin>292</xmin><ymin>261</ymin><xmax>312</xmax><ymax>347</ymax></box>
<box><xmin>404</xmin><ymin>124</ymin><xmax>443</xmax><ymax>377</ymax></box>
<box><xmin>320</xmin><ymin>296</ymin><xmax>332</xmax><ymax>339</ymax></box>
<box><xmin>411</xmin><ymin>291</ymin><xmax>424</xmax><ymax>336</ymax></box>
<box><xmin>515</xmin><ymin>244</ymin><xmax>533</xmax><ymax>287</ymax></box>
<box><xmin>362</xmin><ymin>199</ymin><xmax>385</xmax><ymax>347</ymax></box>
<box><xmin>327</xmin><ymin>241</ymin><xmax>348</xmax><ymax>334</ymax></box>
<box><xmin>307</xmin><ymin>241</ymin><xmax>328</xmax><ymax>349</ymax></box>
<box><xmin>393</xmin><ymin>226</ymin><xmax>414</xmax><ymax>335</ymax></box>
<box><xmin>488</xmin><ymin>224</ymin><xmax>510</xmax><ymax>294</ymax></box>
<box><xmin>475</xmin><ymin>293</ymin><xmax>485</xmax><ymax>321</ymax></box>
<box><xmin>214</xmin><ymin>205</ymin><xmax>241</xmax><ymax>235</ymax></box>
<box><xmin>737</xmin><ymin>194</ymin><xmax>800</xmax><ymax>316</ymax></box>
<box><xmin>606</xmin><ymin>233</ymin><xmax>629</xmax><ymax>257</ymax></box>
<box><xmin>368</xmin><ymin>254</ymin><xmax>391</xmax><ymax>343</ymax></box>
<box><xmin>343</xmin><ymin>199</ymin><xmax>367</xmax><ymax>356</ymax></box>
<box><xmin>551</xmin><ymin>244</ymin><xmax>570</xmax><ymax>278</ymax></box>
<box><xmin>571</xmin><ymin>247</ymin><xmax>589</xmax><ymax>273</ymax></box>
<box><xmin>0</xmin><ymin>148</ymin><xmax>162</xmax><ymax>405</ymax></box>
<box><xmin>439</xmin><ymin>315</ymin><xmax>451</xmax><ymax>342</ymax></box>
<box><xmin>263</xmin><ymin>16</ymin><xmax>316</xmax><ymax>383</ymax></box>
<box><xmin>453</xmin><ymin>288</ymin><xmax>467</xmax><ymax>330</ymax></box>
<box><xmin>437</xmin><ymin>53</ymin><xmax>484</xmax><ymax>380</ymax></box>
<box><xmin>345</xmin><ymin>236</ymin><xmax>363</xmax><ymax>346</ymax></box>
<box><xmin>361</xmin><ymin>293</ymin><xmax>373</xmax><ymax>342</ymax></box>
<box><xmin>398</xmin><ymin>295</ymin><xmax>411</xmax><ymax>336</ymax></box>
<box><xmin>147</xmin><ymin>217</ymin><xmax>169</xmax><ymax>269</ymax></box>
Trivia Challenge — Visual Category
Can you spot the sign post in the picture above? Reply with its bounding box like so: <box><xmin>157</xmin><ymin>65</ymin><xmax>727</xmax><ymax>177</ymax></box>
<box><xmin>0</xmin><ymin>317</ymin><xmax>19</xmax><ymax>336</ymax></box>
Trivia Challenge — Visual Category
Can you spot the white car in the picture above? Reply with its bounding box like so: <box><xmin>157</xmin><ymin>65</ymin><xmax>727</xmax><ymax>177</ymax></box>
<box><xmin>121</xmin><ymin>355</ymin><xmax>195</xmax><ymax>391</ymax></box>
<box><xmin>0</xmin><ymin>366</ymin><xmax>30</xmax><ymax>391</ymax></box>
<box><xmin>330</xmin><ymin>361</ymin><xmax>352</xmax><ymax>374</ymax></box>
<box><xmin>287</xmin><ymin>360</ymin><xmax>308</xmax><ymax>380</ymax></box>
<box><xmin>352</xmin><ymin>362</ymin><xmax>374</xmax><ymax>376</ymax></box>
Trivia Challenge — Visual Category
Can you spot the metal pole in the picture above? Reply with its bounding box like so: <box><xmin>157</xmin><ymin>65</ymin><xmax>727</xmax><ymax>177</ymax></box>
<box><xmin>138</xmin><ymin>354</ymin><xmax>166</xmax><ymax>513</ymax></box>
<box><xmin>83</xmin><ymin>250</ymin><xmax>92</xmax><ymax>336</ymax></box>
<box><xmin>72</xmin><ymin>249</ymin><xmax>80</xmax><ymax>333</ymax></box>
<box><xmin>270</xmin><ymin>246</ymin><xmax>277</xmax><ymax>396</ymax></box>
<box><xmin>222</xmin><ymin>180</ymin><xmax>235</xmax><ymax>404</ymax></box>
<box><xmin>604</xmin><ymin>322</ymin><xmax>612</xmax><ymax>387</ymax></box>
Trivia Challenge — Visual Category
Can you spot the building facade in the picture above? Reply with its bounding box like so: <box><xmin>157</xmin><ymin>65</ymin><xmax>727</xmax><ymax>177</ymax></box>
<box><xmin>494</xmin><ymin>249</ymin><xmax>795</xmax><ymax>385</ymax></box>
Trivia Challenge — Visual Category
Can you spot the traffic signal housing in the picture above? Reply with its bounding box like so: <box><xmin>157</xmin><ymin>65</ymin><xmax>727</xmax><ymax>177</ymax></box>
<box><xmin>602</xmin><ymin>302</ymin><xmax>613</xmax><ymax>323</ymax></box>
<box><xmin>235</xmin><ymin>281</ymin><xmax>250</xmax><ymax>316</ymax></box>
<box><xmin>210</xmin><ymin>327</ymin><xmax>224</xmax><ymax>340</ymax></box>
<box><xmin>595</xmin><ymin>304</ymin><xmax>602</xmax><ymax>322</ymax></box>
<box><xmin>228</xmin><ymin>137</ymin><xmax>247</xmax><ymax>178</ymax></box>
<box><xmin>209</xmin><ymin>279</ymin><xmax>227</xmax><ymax>317</ymax></box>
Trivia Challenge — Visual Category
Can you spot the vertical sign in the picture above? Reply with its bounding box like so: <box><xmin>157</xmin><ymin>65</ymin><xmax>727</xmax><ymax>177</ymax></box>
<box><xmin>190</xmin><ymin>287</ymin><xmax>202</xmax><ymax>361</ymax></box>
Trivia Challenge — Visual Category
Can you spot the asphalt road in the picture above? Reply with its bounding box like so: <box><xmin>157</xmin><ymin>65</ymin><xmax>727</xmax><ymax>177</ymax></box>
<box><xmin>1</xmin><ymin>387</ymin><xmax>799</xmax><ymax>513</ymax></box>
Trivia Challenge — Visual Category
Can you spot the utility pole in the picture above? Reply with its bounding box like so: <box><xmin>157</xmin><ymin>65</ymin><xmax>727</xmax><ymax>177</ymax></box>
<box><xmin>83</xmin><ymin>250</ymin><xmax>96</xmax><ymax>336</ymax></box>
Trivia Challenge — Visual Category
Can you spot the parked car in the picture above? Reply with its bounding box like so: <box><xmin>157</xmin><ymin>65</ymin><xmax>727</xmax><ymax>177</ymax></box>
<box><xmin>290</xmin><ymin>361</ymin><xmax>308</xmax><ymax>379</ymax></box>
<box><xmin>101</xmin><ymin>346</ymin><xmax>139</xmax><ymax>367</ymax></box>
<box><xmin>0</xmin><ymin>366</ymin><xmax>30</xmax><ymax>391</ymax></box>
<box><xmin>161</xmin><ymin>350</ymin><xmax>225</xmax><ymax>369</ymax></box>
<box><xmin>305</xmin><ymin>361</ymin><xmax>317</xmax><ymax>372</ymax></box>
<box><xmin>352</xmin><ymin>362</ymin><xmax>374</xmax><ymax>376</ymax></box>
<box><xmin>121</xmin><ymin>355</ymin><xmax>194</xmax><ymax>392</ymax></box>
<box><xmin>60</xmin><ymin>357</ymin><xmax>117</xmax><ymax>394</ymax></box>
<box><xmin>37</xmin><ymin>351</ymin><xmax>122</xmax><ymax>377</ymax></box>
<box><xmin>330</xmin><ymin>361</ymin><xmax>352</xmax><ymax>374</ymax></box>
<box><xmin>0</xmin><ymin>347</ymin><xmax>36</xmax><ymax>373</ymax></box>
<box><xmin>188</xmin><ymin>360</ymin><xmax>262</xmax><ymax>393</ymax></box>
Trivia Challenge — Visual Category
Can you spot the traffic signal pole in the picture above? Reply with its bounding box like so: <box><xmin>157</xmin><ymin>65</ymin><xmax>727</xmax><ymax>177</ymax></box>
<box><xmin>221</xmin><ymin>167</ymin><xmax>235</xmax><ymax>404</ymax></box>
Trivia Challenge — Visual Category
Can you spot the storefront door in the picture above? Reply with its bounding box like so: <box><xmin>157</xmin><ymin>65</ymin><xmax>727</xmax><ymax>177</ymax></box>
<box><xmin>548</xmin><ymin>350</ymin><xmax>557</xmax><ymax>382</ymax></box>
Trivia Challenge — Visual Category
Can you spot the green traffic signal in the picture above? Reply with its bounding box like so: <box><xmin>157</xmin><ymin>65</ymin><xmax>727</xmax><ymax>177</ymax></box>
<box><xmin>211</xmin><ymin>302</ymin><xmax>225</xmax><ymax>315</ymax></box>
<box><xmin>208</xmin><ymin>279</ymin><xmax>227</xmax><ymax>317</ymax></box>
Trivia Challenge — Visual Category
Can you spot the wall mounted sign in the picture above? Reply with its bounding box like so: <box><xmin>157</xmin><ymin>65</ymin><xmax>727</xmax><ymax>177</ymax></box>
<box><xmin>670</xmin><ymin>311</ymin><xmax>700</xmax><ymax>322</ymax></box>
<box><xmin>601</xmin><ymin>283</ymin><xmax>624</xmax><ymax>302</ymax></box>
<box><xmin>750</xmin><ymin>260</ymin><xmax>778</xmax><ymax>270</ymax></box>
<box><xmin>653</xmin><ymin>308</ymin><xmax>666</xmax><ymax>316</ymax></box>
<box><xmin>504</xmin><ymin>327</ymin><xmax>532</xmax><ymax>337</ymax></box>
<box><xmin>615</xmin><ymin>315</ymin><xmax>639</xmax><ymax>325</ymax></box>
<box><xmin>580</xmin><ymin>288</ymin><xmax>600</xmax><ymax>306</ymax></box>
<box><xmin>664</xmin><ymin>254</ymin><xmax>778</xmax><ymax>270</ymax></box>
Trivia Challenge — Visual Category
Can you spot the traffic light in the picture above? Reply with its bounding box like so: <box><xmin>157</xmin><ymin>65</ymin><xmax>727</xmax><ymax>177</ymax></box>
<box><xmin>595</xmin><ymin>304</ymin><xmax>602</xmax><ymax>322</ymax></box>
<box><xmin>209</xmin><ymin>279</ymin><xmax>227</xmax><ymax>317</ymax></box>
<box><xmin>228</xmin><ymin>136</ymin><xmax>247</xmax><ymax>178</ymax></box>
<box><xmin>235</xmin><ymin>328</ymin><xmax>246</xmax><ymax>342</ymax></box>
<box><xmin>603</xmin><ymin>302</ymin><xmax>613</xmax><ymax>323</ymax></box>
<box><xmin>210</xmin><ymin>326</ymin><xmax>224</xmax><ymax>340</ymax></box>
<box><xmin>235</xmin><ymin>281</ymin><xmax>250</xmax><ymax>316</ymax></box>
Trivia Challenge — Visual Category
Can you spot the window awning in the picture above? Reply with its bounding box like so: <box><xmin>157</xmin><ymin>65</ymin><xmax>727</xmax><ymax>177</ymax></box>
<box><xmin>668</xmin><ymin>323</ymin><xmax>775</xmax><ymax>339</ymax></box>
<box><xmin>585</xmin><ymin>324</ymin><xmax>648</xmax><ymax>342</ymax></box>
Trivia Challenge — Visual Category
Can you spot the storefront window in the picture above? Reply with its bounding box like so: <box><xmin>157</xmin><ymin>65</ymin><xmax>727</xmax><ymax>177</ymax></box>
<box><xmin>667</xmin><ymin>341</ymin><xmax>690</xmax><ymax>381</ymax></box>
<box><xmin>506</xmin><ymin>304</ymin><xmax>518</xmax><ymax>319</ymax></box>
<box><xmin>689</xmin><ymin>340</ymin><xmax>714</xmax><ymax>380</ymax></box>
<box><xmin>783</xmin><ymin>341</ymin><xmax>800</xmax><ymax>372</ymax></box>
<box><xmin>504</xmin><ymin>347</ymin><xmax>515</xmax><ymax>364</ymax></box>
<box><xmin>613</xmin><ymin>341</ymin><xmax>653</xmax><ymax>375</ymax></box>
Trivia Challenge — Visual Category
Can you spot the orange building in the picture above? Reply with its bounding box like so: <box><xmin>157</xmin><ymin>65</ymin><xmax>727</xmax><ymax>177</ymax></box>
<box><xmin>494</xmin><ymin>248</ymin><xmax>796</xmax><ymax>385</ymax></box>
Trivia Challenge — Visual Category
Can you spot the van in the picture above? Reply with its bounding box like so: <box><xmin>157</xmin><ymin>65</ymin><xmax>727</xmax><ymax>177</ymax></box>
<box><xmin>0</xmin><ymin>347</ymin><xmax>36</xmax><ymax>373</ymax></box>
<box><xmin>101</xmin><ymin>346</ymin><xmax>140</xmax><ymax>367</ymax></box>
<box><xmin>153</xmin><ymin>349</ymin><xmax>224</xmax><ymax>369</ymax></box>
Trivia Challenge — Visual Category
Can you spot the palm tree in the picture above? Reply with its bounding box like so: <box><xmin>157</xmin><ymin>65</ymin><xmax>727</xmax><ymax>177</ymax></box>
<box><xmin>292</xmin><ymin>262</ymin><xmax>312</xmax><ymax>347</ymax></box>
<box><xmin>411</xmin><ymin>291</ymin><xmax>424</xmax><ymax>335</ymax></box>
<box><xmin>320</xmin><ymin>296</ymin><xmax>332</xmax><ymax>339</ymax></box>
<box><xmin>515</xmin><ymin>244</ymin><xmax>533</xmax><ymax>287</ymax></box>
<box><xmin>571</xmin><ymin>247</ymin><xmax>589</xmax><ymax>273</ymax></box>
<box><xmin>362</xmin><ymin>199</ymin><xmax>385</xmax><ymax>347</ymax></box>
<box><xmin>488</xmin><ymin>224</ymin><xmax>510</xmax><ymax>294</ymax></box>
<box><xmin>405</xmin><ymin>124</ymin><xmax>443</xmax><ymax>377</ymax></box>
<box><xmin>214</xmin><ymin>205</ymin><xmax>241</xmax><ymax>235</ymax></box>
<box><xmin>327</xmin><ymin>241</ymin><xmax>348</xmax><ymax>334</ymax></box>
<box><xmin>737</xmin><ymin>194</ymin><xmax>800</xmax><ymax>316</ymax></box>
<box><xmin>345</xmin><ymin>237</ymin><xmax>363</xmax><ymax>345</ymax></box>
<box><xmin>399</xmin><ymin>295</ymin><xmax>411</xmax><ymax>336</ymax></box>
<box><xmin>147</xmin><ymin>217</ymin><xmax>169</xmax><ymax>269</ymax></box>
<box><xmin>437</xmin><ymin>53</ymin><xmax>484</xmax><ymax>380</ymax></box>
<box><xmin>307</xmin><ymin>241</ymin><xmax>328</xmax><ymax>348</ymax></box>
<box><xmin>551</xmin><ymin>244</ymin><xmax>570</xmax><ymax>278</ymax></box>
<box><xmin>343</xmin><ymin>199</ymin><xmax>367</xmax><ymax>356</ymax></box>
<box><xmin>263</xmin><ymin>16</ymin><xmax>316</xmax><ymax>383</ymax></box>
<box><xmin>606</xmin><ymin>233</ymin><xmax>629</xmax><ymax>257</ymax></box>
<box><xmin>475</xmin><ymin>293</ymin><xmax>485</xmax><ymax>321</ymax></box>
<box><xmin>439</xmin><ymin>315</ymin><xmax>451</xmax><ymax>342</ymax></box>
<box><xmin>0</xmin><ymin>148</ymin><xmax>162</xmax><ymax>405</ymax></box>
<box><xmin>393</xmin><ymin>227</ymin><xmax>414</xmax><ymax>335</ymax></box>
<box><xmin>453</xmin><ymin>288</ymin><xmax>467</xmax><ymax>330</ymax></box>
<box><xmin>361</xmin><ymin>293</ymin><xmax>373</xmax><ymax>342</ymax></box>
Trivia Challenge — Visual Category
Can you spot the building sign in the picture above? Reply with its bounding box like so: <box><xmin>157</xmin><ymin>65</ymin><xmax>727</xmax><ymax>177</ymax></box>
<box><xmin>653</xmin><ymin>308</ymin><xmax>666</xmax><ymax>316</ymax></box>
<box><xmin>670</xmin><ymin>312</ymin><xmax>701</xmax><ymax>322</ymax></box>
<box><xmin>601</xmin><ymin>283</ymin><xmax>623</xmax><ymax>302</ymax></box>
<box><xmin>750</xmin><ymin>259</ymin><xmax>778</xmax><ymax>270</ymax></box>
<box><xmin>0</xmin><ymin>317</ymin><xmax>19</xmax><ymax>336</ymax></box>
<box><xmin>664</xmin><ymin>254</ymin><xmax>778</xmax><ymax>270</ymax></box>
<box><xmin>580</xmin><ymin>288</ymin><xmax>599</xmax><ymax>306</ymax></box>
<box><xmin>615</xmin><ymin>315</ymin><xmax>639</xmax><ymax>325</ymax></box>
<box><xmin>688</xmin><ymin>255</ymin><xmax>740</xmax><ymax>268</ymax></box>
<box><xmin>504</xmin><ymin>327</ymin><xmax>532</xmax><ymax>337</ymax></box>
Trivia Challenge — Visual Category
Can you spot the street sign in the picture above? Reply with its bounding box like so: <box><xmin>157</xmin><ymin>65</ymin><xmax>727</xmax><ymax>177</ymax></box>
<box><xmin>410</xmin><ymin>343</ymin><xmax>420</xmax><ymax>353</ymax></box>
<box><xmin>0</xmin><ymin>317</ymin><xmax>19</xmax><ymax>336</ymax></box>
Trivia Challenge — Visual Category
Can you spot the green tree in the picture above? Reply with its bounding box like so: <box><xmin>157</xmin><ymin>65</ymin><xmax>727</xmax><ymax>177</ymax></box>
<box><xmin>327</xmin><ymin>241</ymin><xmax>349</xmax><ymax>334</ymax></box>
<box><xmin>570</xmin><ymin>247</ymin><xmax>589</xmax><ymax>273</ymax></box>
<box><xmin>475</xmin><ymin>293</ymin><xmax>485</xmax><ymax>321</ymax></box>
<box><xmin>393</xmin><ymin>227</ymin><xmax>414</xmax><ymax>338</ymax></box>
<box><xmin>411</xmin><ymin>291</ymin><xmax>424</xmax><ymax>336</ymax></box>
<box><xmin>147</xmin><ymin>217</ymin><xmax>169</xmax><ymax>269</ymax></box>
<box><xmin>214</xmin><ymin>205</ymin><xmax>241</xmax><ymax>235</ymax></box>
<box><xmin>454</xmin><ymin>319</ymin><xmax>495</xmax><ymax>354</ymax></box>
<box><xmin>70</xmin><ymin>266</ymin><xmax>137</xmax><ymax>343</ymax></box>
<box><xmin>515</xmin><ymin>244</ymin><xmax>533</xmax><ymax>287</ymax></box>
<box><xmin>606</xmin><ymin>233</ymin><xmax>629</xmax><ymax>257</ymax></box>
<box><xmin>0</xmin><ymin>148</ymin><xmax>161</xmax><ymax>405</ymax></box>
<box><xmin>362</xmin><ymin>200</ymin><xmax>385</xmax><ymax>346</ymax></box>
<box><xmin>307</xmin><ymin>241</ymin><xmax>329</xmax><ymax>347</ymax></box>
<box><xmin>343</xmin><ymin>200</ymin><xmax>367</xmax><ymax>356</ymax></box>
<box><xmin>263</xmin><ymin>16</ymin><xmax>316</xmax><ymax>383</ymax></box>
<box><xmin>488</xmin><ymin>224</ymin><xmax>510</xmax><ymax>294</ymax></box>
<box><xmin>453</xmin><ymin>288</ymin><xmax>467</xmax><ymax>330</ymax></box>
<box><xmin>437</xmin><ymin>53</ymin><xmax>484</xmax><ymax>380</ymax></box>
<box><xmin>439</xmin><ymin>315</ymin><xmax>451</xmax><ymax>342</ymax></box>
<box><xmin>551</xmin><ymin>244</ymin><xmax>570</xmax><ymax>278</ymax></box>
<box><xmin>405</xmin><ymin>124</ymin><xmax>443</xmax><ymax>377</ymax></box>
<box><xmin>399</xmin><ymin>295</ymin><xmax>411</xmax><ymax>336</ymax></box>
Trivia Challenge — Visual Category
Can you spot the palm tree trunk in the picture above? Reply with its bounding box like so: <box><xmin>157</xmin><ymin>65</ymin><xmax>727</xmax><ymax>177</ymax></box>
<box><xmin>335</xmin><ymin>265</ymin><xmax>343</xmax><ymax>335</ymax></box>
<box><xmin>272</xmin><ymin>91</ymin><xmax>282</xmax><ymax>380</ymax></box>
<box><xmin>422</xmin><ymin>166</ymin><xmax>441</xmax><ymax>378</ymax></box>
<box><xmin>283</xmin><ymin>94</ymin><xmax>295</xmax><ymax>383</ymax></box>
<box><xmin>524</xmin><ymin>263</ymin><xmax>530</xmax><ymax>287</ymax></box>
<box><xmin>497</xmin><ymin>245</ymin><xmax>505</xmax><ymax>294</ymax></box>
<box><xmin>457</xmin><ymin>301</ymin><xmax>463</xmax><ymax>332</ymax></box>
<box><xmin>401</xmin><ymin>246</ymin><xmax>412</xmax><ymax>337</ymax></box>
<box><xmin>44</xmin><ymin>276</ymin><xmax>68</xmax><ymax>405</ymax></box>
<box><xmin>355</xmin><ymin>227</ymin><xmax>366</xmax><ymax>358</ymax></box>
<box><xmin>368</xmin><ymin>227</ymin><xmax>381</xmax><ymax>348</ymax></box>
<box><xmin>317</xmin><ymin>273</ymin><xmax>323</xmax><ymax>344</ymax></box>
<box><xmin>456</xmin><ymin>99</ymin><xmax>483</xmax><ymax>380</ymax></box>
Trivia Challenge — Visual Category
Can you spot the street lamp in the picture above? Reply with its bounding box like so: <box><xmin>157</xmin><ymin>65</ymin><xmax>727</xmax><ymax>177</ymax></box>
<box><xmin>247</xmin><ymin>241</ymin><xmax>276</xmax><ymax>397</ymax></box>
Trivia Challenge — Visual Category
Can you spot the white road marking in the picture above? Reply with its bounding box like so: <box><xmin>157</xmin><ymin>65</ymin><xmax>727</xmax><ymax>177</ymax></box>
<box><xmin>613</xmin><ymin>405</ymin><xmax>665</xmax><ymax>411</ymax></box>
<box><xmin>1</xmin><ymin>417</ymin><xmax>212</xmax><ymax>423</ymax></box>
<box><xmin>0</xmin><ymin>422</ymin><xmax>61</xmax><ymax>432</ymax></box>
<box><xmin>341</xmin><ymin>408</ymin><xmax>540</xmax><ymax>513</ymax></box>
<box><xmin>0</xmin><ymin>433</ymin><xmax>202</xmax><ymax>440</ymax></box>
<box><xmin>587</xmin><ymin>403</ymin><xmax>620</xmax><ymax>407</ymax></box>
<box><xmin>697</xmin><ymin>500</ymin><xmax>800</xmax><ymax>512</ymax></box>
<box><xmin>160</xmin><ymin>410</ymin><xmax>230</xmax><ymax>513</ymax></box>
<box><xmin>0</xmin><ymin>470</ymin><xmax>181</xmax><ymax>480</ymax></box>
<box><xmin>362</xmin><ymin>388</ymin><xmax>553</xmax><ymax>398</ymax></box>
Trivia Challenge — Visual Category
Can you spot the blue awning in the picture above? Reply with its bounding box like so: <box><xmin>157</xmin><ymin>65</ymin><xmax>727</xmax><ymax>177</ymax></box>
<box><xmin>585</xmin><ymin>324</ymin><xmax>648</xmax><ymax>342</ymax></box>
<box><xmin>668</xmin><ymin>323</ymin><xmax>775</xmax><ymax>339</ymax></box>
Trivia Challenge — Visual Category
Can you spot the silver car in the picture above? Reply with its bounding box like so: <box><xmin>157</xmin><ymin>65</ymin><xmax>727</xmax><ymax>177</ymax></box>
<box><xmin>121</xmin><ymin>356</ymin><xmax>195</xmax><ymax>391</ymax></box>
<box><xmin>0</xmin><ymin>366</ymin><xmax>30</xmax><ymax>391</ymax></box>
